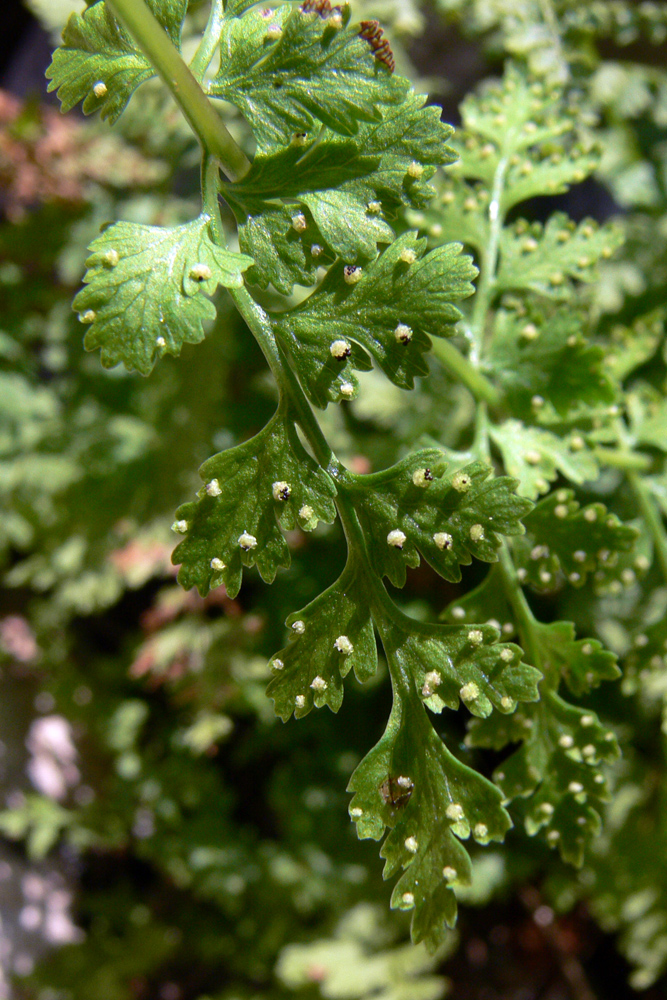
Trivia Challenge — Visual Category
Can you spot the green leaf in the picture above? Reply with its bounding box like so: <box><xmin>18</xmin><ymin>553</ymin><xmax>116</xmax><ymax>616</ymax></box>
<box><xmin>355</xmin><ymin>94</ymin><xmax>456</xmax><ymax>210</ymax></box>
<box><xmin>301</xmin><ymin>188</ymin><xmax>396</xmax><ymax>262</ymax></box>
<box><xmin>211</xmin><ymin>4</ymin><xmax>408</xmax><ymax>152</ymax></box>
<box><xmin>265</xmin><ymin>554</ymin><xmax>539</xmax><ymax>724</ymax></box>
<box><xmin>348</xmin><ymin>693</ymin><xmax>512</xmax><ymax>950</ymax></box>
<box><xmin>266</xmin><ymin>568</ymin><xmax>377</xmax><ymax>720</ymax></box>
<box><xmin>224</xmin><ymin>138</ymin><xmax>382</xmax><ymax>203</ymax></box>
<box><xmin>223</xmin><ymin>94</ymin><xmax>456</xmax><ymax>287</ymax></box>
<box><xmin>273</xmin><ymin>233</ymin><xmax>477</xmax><ymax>407</ymax></box>
<box><xmin>418</xmin><ymin>181</ymin><xmax>490</xmax><ymax>255</ymax></box>
<box><xmin>513</xmin><ymin>490</ymin><xmax>638</xmax><ymax>595</ymax></box>
<box><xmin>465</xmin><ymin>607</ymin><xmax>622</xmax><ymax>866</ymax></box>
<box><xmin>231</xmin><ymin>202</ymin><xmax>333</xmax><ymax>295</ymax></box>
<box><xmin>457</xmin><ymin>68</ymin><xmax>570</xmax><ymax>161</ymax></box>
<box><xmin>441</xmin><ymin>566</ymin><xmax>515</xmax><ymax>637</ymax></box>
<box><xmin>623</xmin><ymin>614</ymin><xmax>667</xmax><ymax>715</ymax></box>
<box><xmin>384</xmin><ymin>615</ymin><xmax>540</xmax><ymax>719</ymax></box>
<box><xmin>74</xmin><ymin>215</ymin><xmax>253</xmax><ymax>375</ymax></box>
<box><xmin>490</xmin><ymin>421</ymin><xmax>599</xmax><ymax>500</ymax></box>
<box><xmin>497</xmin><ymin>215</ymin><xmax>624</xmax><ymax>299</ymax></box>
<box><xmin>224</xmin><ymin>0</ymin><xmax>258</xmax><ymax>14</ymax></box>
<box><xmin>486</xmin><ymin>307</ymin><xmax>615</xmax><ymax>418</ymax></box>
<box><xmin>497</xmin><ymin>144</ymin><xmax>599</xmax><ymax>215</ymax></box>
<box><xmin>603</xmin><ymin>309</ymin><xmax>665</xmax><ymax>382</ymax></box>
<box><xmin>340</xmin><ymin>602</ymin><xmax>538</xmax><ymax>950</ymax></box>
<box><xmin>46</xmin><ymin>0</ymin><xmax>187</xmax><ymax>122</ymax></box>
<box><xmin>416</xmin><ymin>66</ymin><xmax>619</xmax><ymax>328</ymax></box>
<box><xmin>224</xmin><ymin>145</ymin><xmax>388</xmax><ymax>290</ymax></box>
<box><xmin>532</xmin><ymin>620</ymin><xmax>620</xmax><ymax>696</ymax></box>
<box><xmin>346</xmin><ymin>452</ymin><xmax>531</xmax><ymax>587</ymax></box>
<box><xmin>468</xmin><ymin>688</ymin><xmax>619</xmax><ymax>867</ymax></box>
<box><xmin>298</xmin><ymin>97</ymin><xmax>456</xmax><ymax>261</ymax></box>
<box><xmin>172</xmin><ymin>407</ymin><xmax>337</xmax><ymax>598</ymax></box>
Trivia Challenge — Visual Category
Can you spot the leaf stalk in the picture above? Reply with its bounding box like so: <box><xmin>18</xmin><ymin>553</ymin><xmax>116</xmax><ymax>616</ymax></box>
<box><xmin>229</xmin><ymin>286</ymin><xmax>335</xmax><ymax>473</ymax></box>
<box><xmin>190</xmin><ymin>0</ymin><xmax>226</xmax><ymax>80</ymax></box>
<box><xmin>627</xmin><ymin>471</ymin><xmax>667</xmax><ymax>587</ymax></box>
<box><xmin>595</xmin><ymin>447</ymin><xmax>652</xmax><ymax>473</ymax></box>
<box><xmin>431</xmin><ymin>339</ymin><xmax>501</xmax><ymax>408</ymax></box>
<box><xmin>229</xmin><ymin>285</ymin><xmax>421</xmax><ymax>671</ymax></box>
<box><xmin>498</xmin><ymin>544</ymin><xmax>543</xmax><ymax>673</ymax></box>
<box><xmin>469</xmin><ymin>156</ymin><xmax>509</xmax><ymax>357</ymax></box>
<box><xmin>106</xmin><ymin>0</ymin><xmax>250</xmax><ymax>181</ymax></box>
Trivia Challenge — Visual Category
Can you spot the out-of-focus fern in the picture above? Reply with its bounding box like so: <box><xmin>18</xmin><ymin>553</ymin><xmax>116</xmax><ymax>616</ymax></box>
<box><xmin>411</xmin><ymin>0</ymin><xmax>667</xmax><ymax>987</ymax></box>
<box><xmin>276</xmin><ymin>903</ymin><xmax>454</xmax><ymax>999</ymax></box>
<box><xmin>435</xmin><ymin>0</ymin><xmax>667</xmax><ymax>82</ymax></box>
<box><xmin>412</xmin><ymin>61</ymin><xmax>633</xmax><ymax>867</ymax></box>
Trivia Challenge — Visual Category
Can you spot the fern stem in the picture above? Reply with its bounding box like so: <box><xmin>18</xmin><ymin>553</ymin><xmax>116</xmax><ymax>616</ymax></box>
<box><xmin>230</xmin><ymin>288</ymin><xmax>414</xmax><ymax>646</ymax></box>
<box><xmin>474</xmin><ymin>402</ymin><xmax>491</xmax><ymax>462</ymax></box>
<box><xmin>202</xmin><ymin>153</ymin><xmax>226</xmax><ymax>244</ymax></box>
<box><xmin>469</xmin><ymin>156</ymin><xmax>509</xmax><ymax>356</ymax></box>
<box><xmin>229</xmin><ymin>286</ymin><xmax>335</xmax><ymax>471</ymax></box>
<box><xmin>498</xmin><ymin>544</ymin><xmax>543</xmax><ymax>672</ymax></box>
<box><xmin>106</xmin><ymin>0</ymin><xmax>250</xmax><ymax>181</ymax></box>
<box><xmin>595</xmin><ymin>447</ymin><xmax>652</xmax><ymax>473</ymax></box>
<box><xmin>431</xmin><ymin>339</ymin><xmax>501</xmax><ymax>408</ymax></box>
<box><xmin>627</xmin><ymin>471</ymin><xmax>667</xmax><ymax>586</ymax></box>
<box><xmin>190</xmin><ymin>0</ymin><xmax>226</xmax><ymax>80</ymax></box>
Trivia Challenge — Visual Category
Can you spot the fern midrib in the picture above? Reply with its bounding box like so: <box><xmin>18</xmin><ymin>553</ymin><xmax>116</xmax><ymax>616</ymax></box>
<box><xmin>107</xmin><ymin>0</ymin><xmax>250</xmax><ymax>181</ymax></box>
<box><xmin>627</xmin><ymin>470</ymin><xmax>667</xmax><ymax>587</ymax></box>
<box><xmin>469</xmin><ymin>154</ymin><xmax>509</xmax><ymax>358</ymax></box>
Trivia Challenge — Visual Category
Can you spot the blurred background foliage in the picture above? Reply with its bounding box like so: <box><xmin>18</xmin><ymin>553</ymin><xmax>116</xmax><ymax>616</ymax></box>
<box><xmin>2</xmin><ymin>1</ymin><xmax>667</xmax><ymax>998</ymax></box>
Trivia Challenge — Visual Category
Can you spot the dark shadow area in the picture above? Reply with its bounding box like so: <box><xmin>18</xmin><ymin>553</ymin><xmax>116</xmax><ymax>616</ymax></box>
<box><xmin>1</xmin><ymin>1</ymin><xmax>53</xmax><ymax>99</ymax></box>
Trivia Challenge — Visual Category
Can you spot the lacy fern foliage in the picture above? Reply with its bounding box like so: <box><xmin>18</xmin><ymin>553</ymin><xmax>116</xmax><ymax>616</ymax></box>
<box><xmin>46</xmin><ymin>0</ymin><xmax>664</xmax><ymax>962</ymax></box>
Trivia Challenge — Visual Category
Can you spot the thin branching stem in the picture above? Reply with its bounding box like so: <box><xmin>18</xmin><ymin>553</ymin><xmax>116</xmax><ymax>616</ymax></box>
<box><xmin>595</xmin><ymin>447</ymin><xmax>652</xmax><ymax>473</ymax></box>
<box><xmin>229</xmin><ymin>282</ymin><xmax>418</xmax><ymax>684</ymax></box>
<box><xmin>498</xmin><ymin>544</ymin><xmax>543</xmax><ymax>672</ymax></box>
<box><xmin>190</xmin><ymin>0</ymin><xmax>226</xmax><ymax>80</ymax></box>
<box><xmin>431</xmin><ymin>339</ymin><xmax>501</xmax><ymax>408</ymax></box>
<box><xmin>106</xmin><ymin>0</ymin><xmax>250</xmax><ymax>181</ymax></box>
<box><xmin>459</xmin><ymin>146</ymin><xmax>543</xmax><ymax>656</ymax></box>
<box><xmin>229</xmin><ymin>286</ymin><xmax>370</xmax><ymax>559</ymax></box>
<box><xmin>627</xmin><ymin>471</ymin><xmax>667</xmax><ymax>587</ymax></box>
<box><xmin>469</xmin><ymin>156</ymin><xmax>509</xmax><ymax>358</ymax></box>
<box><xmin>432</xmin><ymin>138</ymin><xmax>508</xmax><ymax>388</ymax></box>
<box><xmin>229</xmin><ymin>287</ymin><xmax>334</xmax><ymax>470</ymax></box>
